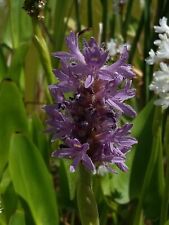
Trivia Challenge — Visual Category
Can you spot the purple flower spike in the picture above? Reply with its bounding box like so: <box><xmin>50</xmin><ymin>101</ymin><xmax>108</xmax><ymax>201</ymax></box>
<box><xmin>45</xmin><ymin>32</ymin><xmax>137</xmax><ymax>174</ymax></box>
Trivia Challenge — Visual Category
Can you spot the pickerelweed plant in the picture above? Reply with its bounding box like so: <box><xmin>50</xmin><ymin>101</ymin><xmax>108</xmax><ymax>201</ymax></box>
<box><xmin>45</xmin><ymin>31</ymin><xmax>137</xmax><ymax>174</ymax></box>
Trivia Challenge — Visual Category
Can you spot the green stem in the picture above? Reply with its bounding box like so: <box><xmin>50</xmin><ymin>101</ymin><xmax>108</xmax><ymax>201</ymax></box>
<box><xmin>100</xmin><ymin>0</ymin><xmax>108</xmax><ymax>42</ymax></box>
<box><xmin>132</xmin><ymin>108</ymin><xmax>162</xmax><ymax>225</ymax></box>
<box><xmin>32</xmin><ymin>20</ymin><xmax>54</xmax><ymax>85</ymax></box>
<box><xmin>109</xmin><ymin>14</ymin><xmax>116</xmax><ymax>38</ymax></box>
<box><xmin>87</xmin><ymin>0</ymin><xmax>93</xmax><ymax>28</ymax></box>
<box><xmin>32</xmin><ymin>19</ymin><xmax>55</xmax><ymax>103</ymax></box>
<box><xmin>122</xmin><ymin>0</ymin><xmax>134</xmax><ymax>41</ymax></box>
<box><xmin>160</xmin><ymin>116</ymin><xmax>169</xmax><ymax>225</ymax></box>
<box><xmin>77</xmin><ymin>165</ymin><xmax>100</xmax><ymax>225</ymax></box>
<box><xmin>129</xmin><ymin>12</ymin><xmax>144</xmax><ymax>63</ymax></box>
<box><xmin>74</xmin><ymin>0</ymin><xmax>81</xmax><ymax>32</ymax></box>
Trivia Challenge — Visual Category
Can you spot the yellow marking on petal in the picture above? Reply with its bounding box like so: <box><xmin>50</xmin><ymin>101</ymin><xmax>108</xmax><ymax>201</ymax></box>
<box><xmin>74</xmin><ymin>144</ymin><xmax>81</xmax><ymax>148</ymax></box>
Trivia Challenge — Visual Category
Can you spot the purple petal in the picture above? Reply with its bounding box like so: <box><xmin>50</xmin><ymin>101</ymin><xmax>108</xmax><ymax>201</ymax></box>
<box><xmin>70</xmin><ymin>155</ymin><xmax>82</xmax><ymax>172</ymax></box>
<box><xmin>98</xmin><ymin>71</ymin><xmax>114</xmax><ymax>81</ymax></box>
<box><xmin>82</xmin><ymin>154</ymin><xmax>96</xmax><ymax>174</ymax></box>
<box><xmin>106</xmin><ymin>99</ymin><xmax>124</xmax><ymax>112</ymax></box>
<box><xmin>53</xmin><ymin>51</ymin><xmax>73</xmax><ymax>59</ymax></box>
<box><xmin>66</xmin><ymin>31</ymin><xmax>85</xmax><ymax>63</ymax></box>
<box><xmin>116</xmin><ymin>162</ymin><xmax>128</xmax><ymax>171</ymax></box>
<box><xmin>117</xmin><ymin>102</ymin><xmax>136</xmax><ymax>117</ymax></box>
<box><xmin>84</xmin><ymin>75</ymin><xmax>94</xmax><ymax>88</ymax></box>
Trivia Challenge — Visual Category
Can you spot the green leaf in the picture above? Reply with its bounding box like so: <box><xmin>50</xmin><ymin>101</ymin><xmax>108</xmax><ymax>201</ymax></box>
<box><xmin>9</xmin><ymin>210</ymin><xmax>26</xmax><ymax>225</ymax></box>
<box><xmin>111</xmin><ymin>169</ymin><xmax>130</xmax><ymax>204</ymax></box>
<box><xmin>100</xmin><ymin>174</ymin><xmax>111</xmax><ymax>196</ymax></box>
<box><xmin>0</xmin><ymin>49</ymin><xmax>7</xmax><ymax>80</ymax></box>
<box><xmin>0</xmin><ymin>167</ymin><xmax>11</xmax><ymax>194</ymax></box>
<box><xmin>2</xmin><ymin>183</ymin><xmax>18</xmax><ymax>224</ymax></box>
<box><xmin>9</xmin><ymin>0</ymin><xmax>32</xmax><ymax>48</ymax></box>
<box><xmin>59</xmin><ymin>160</ymin><xmax>77</xmax><ymax>203</ymax></box>
<box><xmin>132</xmin><ymin>98</ymin><xmax>154</xmax><ymax>138</ymax></box>
<box><xmin>7</xmin><ymin>42</ymin><xmax>29</xmax><ymax>85</ymax></box>
<box><xmin>110</xmin><ymin>146</ymin><xmax>135</xmax><ymax>204</ymax></box>
<box><xmin>28</xmin><ymin>114</ymin><xmax>49</xmax><ymax>163</ymax></box>
<box><xmin>52</xmin><ymin>0</ymin><xmax>73</xmax><ymax>51</ymax></box>
<box><xmin>9</xmin><ymin>133</ymin><xmax>59</xmax><ymax>225</ymax></box>
<box><xmin>132</xmin><ymin>108</ymin><xmax>163</xmax><ymax>224</ymax></box>
<box><xmin>143</xmin><ymin>123</ymin><xmax>164</xmax><ymax>219</ymax></box>
<box><xmin>164</xmin><ymin>220</ymin><xmax>169</xmax><ymax>225</ymax></box>
<box><xmin>0</xmin><ymin>79</ymin><xmax>28</xmax><ymax>175</ymax></box>
<box><xmin>130</xmin><ymin>99</ymin><xmax>155</xmax><ymax>199</ymax></box>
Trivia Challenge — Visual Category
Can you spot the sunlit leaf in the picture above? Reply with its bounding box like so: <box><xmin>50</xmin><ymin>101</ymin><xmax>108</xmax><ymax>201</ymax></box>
<box><xmin>7</xmin><ymin>43</ymin><xmax>29</xmax><ymax>85</ymax></box>
<box><xmin>0</xmin><ymin>79</ymin><xmax>28</xmax><ymax>175</ymax></box>
<box><xmin>59</xmin><ymin>160</ymin><xmax>77</xmax><ymax>203</ymax></box>
<box><xmin>9</xmin><ymin>210</ymin><xmax>26</xmax><ymax>225</ymax></box>
<box><xmin>9</xmin><ymin>133</ymin><xmax>59</xmax><ymax>225</ymax></box>
<box><xmin>29</xmin><ymin>114</ymin><xmax>49</xmax><ymax>163</ymax></box>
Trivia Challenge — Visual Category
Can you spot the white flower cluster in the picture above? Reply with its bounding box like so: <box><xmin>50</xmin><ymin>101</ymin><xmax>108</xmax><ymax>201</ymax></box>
<box><xmin>107</xmin><ymin>39</ymin><xmax>131</xmax><ymax>57</ymax></box>
<box><xmin>146</xmin><ymin>17</ymin><xmax>169</xmax><ymax>109</ymax></box>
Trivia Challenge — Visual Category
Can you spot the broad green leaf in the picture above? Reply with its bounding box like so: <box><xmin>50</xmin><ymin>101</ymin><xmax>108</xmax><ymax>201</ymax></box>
<box><xmin>160</xmin><ymin>116</ymin><xmax>169</xmax><ymax>225</ymax></box>
<box><xmin>110</xmin><ymin>148</ymin><xmax>135</xmax><ymax>204</ymax></box>
<box><xmin>0</xmin><ymin>79</ymin><xmax>28</xmax><ymax>175</ymax></box>
<box><xmin>98</xmin><ymin>143</ymin><xmax>135</xmax><ymax>204</ymax></box>
<box><xmin>0</xmin><ymin>214</ymin><xmax>7</xmax><ymax>225</ymax></box>
<box><xmin>28</xmin><ymin>114</ymin><xmax>49</xmax><ymax>163</ymax></box>
<box><xmin>132</xmin><ymin>108</ymin><xmax>164</xmax><ymax>224</ymax></box>
<box><xmin>143</xmin><ymin>124</ymin><xmax>164</xmax><ymax>219</ymax></box>
<box><xmin>111</xmin><ymin>169</ymin><xmax>130</xmax><ymax>204</ymax></box>
<box><xmin>132</xmin><ymin>98</ymin><xmax>154</xmax><ymax>138</ymax></box>
<box><xmin>9</xmin><ymin>133</ymin><xmax>59</xmax><ymax>225</ymax></box>
<box><xmin>100</xmin><ymin>174</ymin><xmax>111</xmax><ymax>196</ymax></box>
<box><xmin>9</xmin><ymin>210</ymin><xmax>26</xmax><ymax>225</ymax></box>
<box><xmin>7</xmin><ymin>43</ymin><xmax>29</xmax><ymax>85</ymax></box>
<box><xmin>2</xmin><ymin>183</ymin><xmax>18</xmax><ymax>224</ymax></box>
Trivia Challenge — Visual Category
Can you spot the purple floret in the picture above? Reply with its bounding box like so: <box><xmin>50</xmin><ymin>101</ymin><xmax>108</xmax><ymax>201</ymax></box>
<box><xmin>45</xmin><ymin>32</ymin><xmax>137</xmax><ymax>174</ymax></box>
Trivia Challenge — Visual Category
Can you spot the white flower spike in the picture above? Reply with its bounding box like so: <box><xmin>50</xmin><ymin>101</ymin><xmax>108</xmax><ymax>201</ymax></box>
<box><xmin>146</xmin><ymin>17</ymin><xmax>169</xmax><ymax>109</ymax></box>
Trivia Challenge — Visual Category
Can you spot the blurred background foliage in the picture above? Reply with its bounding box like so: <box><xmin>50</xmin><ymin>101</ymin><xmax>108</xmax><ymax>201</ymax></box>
<box><xmin>0</xmin><ymin>0</ymin><xmax>169</xmax><ymax>225</ymax></box>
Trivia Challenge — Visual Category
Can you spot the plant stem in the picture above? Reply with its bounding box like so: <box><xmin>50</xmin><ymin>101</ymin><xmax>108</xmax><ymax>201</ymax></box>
<box><xmin>160</xmin><ymin>116</ymin><xmax>169</xmax><ymax>225</ymax></box>
<box><xmin>87</xmin><ymin>0</ymin><xmax>93</xmax><ymax>28</ymax></box>
<box><xmin>77</xmin><ymin>165</ymin><xmax>100</xmax><ymax>225</ymax></box>
<box><xmin>75</xmin><ymin>0</ymin><xmax>81</xmax><ymax>32</ymax></box>
<box><xmin>32</xmin><ymin>20</ymin><xmax>54</xmax><ymax>85</ymax></box>
<box><xmin>122</xmin><ymin>0</ymin><xmax>134</xmax><ymax>41</ymax></box>
<box><xmin>100</xmin><ymin>0</ymin><xmax>108</xmax><ymax>42</ymax></box>
<box><xmin>142</xmin><ymin>0</ymin><xmax>152</xmax><ymax>104</ymax></box>
<box><xmin>31</xmin><ymin>19</ymin><xmax>55</xmax><ymax>103</ymax></box>
<box><xmin>129</xmin><ymin>12</ymin><xmax>144</xmax><ymax>63</ymax></box>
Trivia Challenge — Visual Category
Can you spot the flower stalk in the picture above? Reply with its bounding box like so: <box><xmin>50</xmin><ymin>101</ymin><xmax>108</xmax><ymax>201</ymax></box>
<box><xmin>160</xmin><ymin>116</ymin><xmax>169</xmax><ymax>225</ymax></box>
<box><xmin>77</xmin><ymin>165</ymin><xmax>100</xmax><ymax>225</ymax></box>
